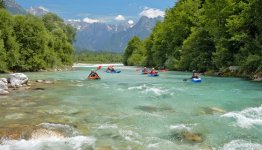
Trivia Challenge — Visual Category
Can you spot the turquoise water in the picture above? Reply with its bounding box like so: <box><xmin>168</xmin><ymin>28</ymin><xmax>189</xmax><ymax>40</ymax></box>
<box><xmin>0</xmin><ymin>66</ymin><xmax>262</xmax><ymax>150</ymax></box>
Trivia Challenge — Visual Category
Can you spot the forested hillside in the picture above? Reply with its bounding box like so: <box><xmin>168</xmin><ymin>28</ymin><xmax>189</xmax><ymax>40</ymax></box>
<box><xmin>0</xmin><ymin>5</ymin><xmax>76</xmax><ymax>72</ymax></box>
<box><xmin>124</xmin><ymin>0</ymin><xmax>262</xmax><ymax>77</ymax></box>
<box><xmin>75</xmin><ymin>51</ymin><xmax>123</xmax><ymax>64</ymax></box>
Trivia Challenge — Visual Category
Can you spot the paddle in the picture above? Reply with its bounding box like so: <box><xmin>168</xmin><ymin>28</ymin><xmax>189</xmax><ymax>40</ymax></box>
<box><xmin>183</xmin><ymin>78</ymin><xmax>192</xmax><ymax>81</ymax></box>
<box><xmin>96</xmin><ymin>65</ymin><xmax>102</xmax><ymax>71</ymax></box>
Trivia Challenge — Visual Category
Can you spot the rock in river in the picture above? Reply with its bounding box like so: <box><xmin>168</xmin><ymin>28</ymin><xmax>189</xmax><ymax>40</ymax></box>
<box><xmin>0</xmin><ymin>89</ymin><xmax>9</xmax><ymax>95</ymax></box>
<box><xmin>8</xmin><ymin>73</ymin><xmax>28</xmax><ymax>87</ymax></box>
<box><xmin>0</xmin><ymin>78</ymin><xmax>8</xmax><ymax>91</ymax></box>
<box><xmin>182</xmin><ymin>131</ymin><xmax>203</xmax><ymax>143</ymax></box>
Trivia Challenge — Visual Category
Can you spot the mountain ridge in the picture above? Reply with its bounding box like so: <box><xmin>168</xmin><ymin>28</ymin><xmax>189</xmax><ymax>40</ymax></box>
<box><xmin>68</xmin><ymin>16</ymin><xmax>162</xmax><ymax>52</ymax></box>
<box><xmin>3</xmin><ymin>0</ymin><xmax>27</xmax><ymax>15</ymax></box>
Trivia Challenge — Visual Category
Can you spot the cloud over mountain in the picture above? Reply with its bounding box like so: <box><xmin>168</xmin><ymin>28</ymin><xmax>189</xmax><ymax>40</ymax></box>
<box><xmin>83</xmin><ymin>17</ymin><xmax>100</xmax><ymax>24</ymax></box>
<box><xmin>115</xmin><ymin>15</ymin><xmax>125</xmax><ymax>21</ymax></box>
<box><xmin>139</xmin><ymin>8</ymin><xmax>165</xmax><ymax>18</ymax></box>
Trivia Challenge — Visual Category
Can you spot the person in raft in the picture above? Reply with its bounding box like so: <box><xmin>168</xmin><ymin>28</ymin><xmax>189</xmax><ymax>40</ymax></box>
<box><xmin>106</xmin><ymin>66</ymin><xmax>115</xmax><ymax>72</ymax></box>
<box><xmin>191</xmin><ymin>71</ymin><xmax>199</xmax><ymax>79</ymax></box>
<box><xmin>142</xmin><ymin>67</ymin><xmax>148</xmax><ymax>73</ymax></box>
<box><xmin>150</xmin><ymin>68</ymin><xmax>158</xmax><ymax>74</ymax></box>
<box><xmin>88</xmin><ymin>69</ymin><xmax>100</xmax><ymax>78</ymax></box>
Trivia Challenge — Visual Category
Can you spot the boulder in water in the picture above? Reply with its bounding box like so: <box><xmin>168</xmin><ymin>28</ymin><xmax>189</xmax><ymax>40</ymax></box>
<box><xmin>36</xmin><ymin>80</ymin><xmax>44</xmax><ymax>83</ymax></box>
<box><xmin>0</xmin><ymin>78</ymin><xmax>9</xmax><ymax>95</ymax></box>
<box><xmin>0</xmin><ymin>78</ymin><xmax>8</xmax><ymax>90</ymax></box>
<box><xmin>32</xmin><ymin>87</ymin><xmax>45</xmax><ymax>91</ymax></box>
<box><xmin>0</xmin><ymin>89</ymin><xmax>9</xmax><ymax>95</ymax></box>
<box><xmin>31</xmin><ymin>128</ymin><xmax>64</xmax><ymax>140</ymax></box>
<box><xmin>0</xmin><ymin>125</ymin><xmax>33</xmax><ymax>140</ymax></box>
<box><xmin>8</xmin><ymin>73</ymin><xmax>28</xmax><ymax>87</ymax></box>
<box><xmin>253</xmin><ymin>74</ymin><xmax>262</xmax><ymax>81</ymax></box>
<box><xmin>200</xmin><ymin>107</ymin><xmax>226</xmax><ymax>115</ymax></box>
<box><xmin>182</xmin><ymin>131</ymin><xmax>203</xmax><ymax>143</ymax></box>
<box><xmin>211</xmin><ymin>107</ymin><xmax>226</xmax><ymax>113</ymax></box>
<box><xmin>44</xmin><ymin>80</ymin><xmax>54</xmax><ymax>84</ymax></box>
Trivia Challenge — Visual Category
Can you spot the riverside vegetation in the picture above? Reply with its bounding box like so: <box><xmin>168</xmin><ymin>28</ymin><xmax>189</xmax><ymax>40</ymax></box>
<box><xmin>123</xmin><ymin>0</ymin><xmax>262</xmax><ymax>79</ymax></box>
<box><xmin>0</xmin><ymin>4</ymin><xmax>76</xmax><ymax>72</ymax></box>
<box><xmin>74</xmin><ymin>50</ymin><xmax>123</xmax><ymax>64</ymax></box>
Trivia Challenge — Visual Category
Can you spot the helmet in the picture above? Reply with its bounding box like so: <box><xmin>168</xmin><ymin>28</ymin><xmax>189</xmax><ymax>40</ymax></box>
<box><xmin>152</xmin><ymin>68</ymin><xmax>155</xmax><ymax>70</ymax></box>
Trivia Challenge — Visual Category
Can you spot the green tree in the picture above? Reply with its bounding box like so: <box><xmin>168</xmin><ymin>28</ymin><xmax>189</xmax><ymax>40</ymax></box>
<box><xmin>0</xmin><ymin>32</ymin><xmax>7</xmax><ymax>72</ymax></box>
<box><xmin>123</xmin><ymin>36</ymin><xmax>144</xmax><ymax>66</ymax></box>
<box><xmin>0</xmin><ymin>0</ymin><xmax>5</xmax><ymax>9</ymax></box>
<box><xmin>42</xmin><ymin>13</ymin><xmax>76</xmax><ymax>66</ymax></box>
<box><xmin>180</xmin><ymin>28</ymin><xmax>215</xmax><ymax>72</ymax></box>
<box><xmin>13</xmin><ymin>15</ymin><xmax>48</xmax><ymax>71</ymax></box>
<box><xmin>0</xmin><ymin>9</ymin><xmax>20</xmax><ymax>71</ymax></box>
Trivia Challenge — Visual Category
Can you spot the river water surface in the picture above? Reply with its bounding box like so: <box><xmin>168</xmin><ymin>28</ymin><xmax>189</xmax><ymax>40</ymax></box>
<box><xmin>0</xmin><ymin>66</ymin><xmax>262</xmax><ymax>150</ymax></box>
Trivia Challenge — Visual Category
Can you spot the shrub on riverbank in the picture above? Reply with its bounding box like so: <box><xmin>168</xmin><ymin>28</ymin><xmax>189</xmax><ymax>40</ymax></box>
<box><xmin>0</xmin><ymin>8</ymin><xmax>76</xmax><ymax>72</ymax></box>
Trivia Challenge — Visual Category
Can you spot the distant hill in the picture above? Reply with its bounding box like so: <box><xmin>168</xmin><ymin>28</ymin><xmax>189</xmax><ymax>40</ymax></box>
<box><xmin>67</xmin><ymin>16</ymin><xmax>163</xmax><ymax>52</ymax></box>
<box><xmin>3</xmin><ymin>0</ymin><xmax>26</xmax><ymax>15</ymax></box>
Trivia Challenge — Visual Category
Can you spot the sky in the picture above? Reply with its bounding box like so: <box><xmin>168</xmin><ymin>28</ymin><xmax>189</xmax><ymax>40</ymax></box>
<box><xmin>16</xmin><ymin>0</ymin><xmax>175</xmax><ymax>23</ymax></box>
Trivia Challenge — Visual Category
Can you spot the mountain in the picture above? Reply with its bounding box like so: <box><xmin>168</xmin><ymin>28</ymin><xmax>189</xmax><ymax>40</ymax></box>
<box><xmin>69</xmin><ymin>16</ymin><xmax>162</xmax><ymax>52</ymax></box>
<box><xmin>27</xmin><ymin>6</ymin><xmax>49</xmax><ymax>16</ymax></box>
<box><xmin>102</xmin><ymin>16</ymin><xmax>162</xmax><ymax>52</ymax></box>
<box><xmin>3</xmin><ymin>0</ymin><xmax>27</xmax><ymax>15</ymax></box>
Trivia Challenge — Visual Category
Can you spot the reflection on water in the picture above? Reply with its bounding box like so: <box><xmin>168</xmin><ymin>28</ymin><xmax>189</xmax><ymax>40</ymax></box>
<box><xmin>0</xmin><ymin>67</ymin><xmax>262</xmax><ymax>149</ymax></box>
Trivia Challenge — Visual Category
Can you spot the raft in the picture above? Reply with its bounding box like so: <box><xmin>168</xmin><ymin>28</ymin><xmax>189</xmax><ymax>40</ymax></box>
<box><xmin>148</xmin><ymin>73</ymin><xmax>159</xmax><ymax>77</ymax></box>
<box><xmin>106</xmin><ymin>70</ymin><xmax>121</xmax><ymax>73</ymax></box>
<box><xmin>142</xmin><ymin>71</ymin><xmax>148</xmax><ymax>74</ymax></box>
<box><xmin>88</xmin><ymin>76</ymin><xmax>100</xmax><ymax>80</ymax></box>
<box><xmin>192</xmin><ymin>78</ymin><xmax>201</xmax><ymax>83</ymax></box>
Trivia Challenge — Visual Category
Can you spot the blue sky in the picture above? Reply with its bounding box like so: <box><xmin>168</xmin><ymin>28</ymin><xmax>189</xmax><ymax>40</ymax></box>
<box><xmin>16</xmin><ymin>0</ymin><xmax>175</xmax><ymax>23</ymax></box>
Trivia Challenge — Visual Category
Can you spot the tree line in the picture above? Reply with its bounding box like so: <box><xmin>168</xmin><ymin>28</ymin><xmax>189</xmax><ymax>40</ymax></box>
<box><xmin>0</xmin><ymin>6</ymin><xmax>76</xmax><ymax>72</ymax></box>
<box><xmin>75</xmin><ymin>50</ymin><xmax>123</xmax><ymax>64</ymax></box>
<box><xmin>124</xmin><ymin>0</ymin><xmax>262</xmax><ymax>77</ymax></box>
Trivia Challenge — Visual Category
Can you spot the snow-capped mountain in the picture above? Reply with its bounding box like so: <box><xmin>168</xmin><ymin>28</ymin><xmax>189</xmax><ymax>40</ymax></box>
<box><xmin>67</xmin><ymin>16</ymin><xmax>163</xmax><ymax>52</ymax></box>
<box><xmin>27</xmin><ymin>6</ymin><xmax>49</xmax><ymax>16</ymax></box>
<box><xmin>3</xmin><ymin>0</ymin><xmax>27</xmax><ymax>15</ymax></box>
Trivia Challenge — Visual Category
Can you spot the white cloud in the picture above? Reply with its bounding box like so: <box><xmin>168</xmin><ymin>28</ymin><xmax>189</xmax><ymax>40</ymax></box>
<box><xmin>67</xmin><ymin>19</ymin><xmax>81</xmax><ymax>22</ymax></box>
<box><xmin>83</xmin><ymin>17</ymin><xmax>100</xmax><ymax>24</ymax></box>
<box><xmin>128</xmin><ymin>20</ymin><xmax>134</xmax><ymax>25</ymax></box>
<box><xmin>115</xmin><ymin>15</ymin><xmax>125</xmax><ymax>21</ymax></box>
<box><xmin>139</xmin><ymin>8</ymin><xmax>165</xmax><ymax>18</ymax></box>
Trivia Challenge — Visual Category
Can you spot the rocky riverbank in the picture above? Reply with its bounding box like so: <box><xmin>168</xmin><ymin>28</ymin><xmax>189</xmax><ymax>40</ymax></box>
<box><xmin>203</xmin><ymin>66</ymin><xmax>262</xmax><ymax>82</ymax></box>
<box><xmin>0</xmin><ymin>73</ymin><xmax>57</xmax><ymax>96</ymax></box>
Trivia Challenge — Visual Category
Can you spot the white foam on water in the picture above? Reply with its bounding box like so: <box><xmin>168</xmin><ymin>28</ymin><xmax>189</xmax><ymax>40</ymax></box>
<box><xmin>147</xmin><ymin>142</ymin><xmax>161</xmax><ymax>148</ymax></box>
<box><xmin>143</xmin><ymin>112</ymin><xmax>167</xmax><ymax>119</ymax></box>
<box><xmin>169</xmin><ymin>124</ymin><xmax>197</xmax><ymax>131</ymax></box>
<box><xmin>221</xmin><ymin>105</ymin><xmax>262</xmax><ymax>128</ymax></box>
<box><xmin>0</xmin><ymin>136</ymin><xmax>96</xmax><ymax>150</ymax></box>
<box><xmin>221</xmin><ymin>140</ymin><xmax>262</xmax><ymax>150</ymax></box>
<box><xmin>143</xmin><ymin>87</ymin><xmax>168</xmax><ymax>96</ymax></box>
<box><xmin>75</xmin><ymin>84</ymin><xmax>84</xmax><ymax>87</ymax></box>
<box><xmin>128</xmin><ymin>84</ymin><xmax>169</xmax><ymax>96</ymax></box>
<box><xmin>119</xmin><ymin>129</ymin><xmax>143</xmax><ymax>145</ymax></box>
<box><xmin>128</xmin><ymin>84</ymin><xmax>147</xmax><ymax>90</ymax></box>
<box><xmin>97</xmin><ymin>124</ymin><xmax>118</xmax><ymax>129</ymax></box>
<box><xmin>145</xmin><ymin>136</ymin><xmax>202</xmax><ymax>150</ymax></box>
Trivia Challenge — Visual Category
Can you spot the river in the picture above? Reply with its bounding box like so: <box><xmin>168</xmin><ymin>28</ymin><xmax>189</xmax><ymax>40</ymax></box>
<box><xmin>0</xmin><ymin>66</ymin><xmax>262</xmax><ymax>150</ymax></box>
